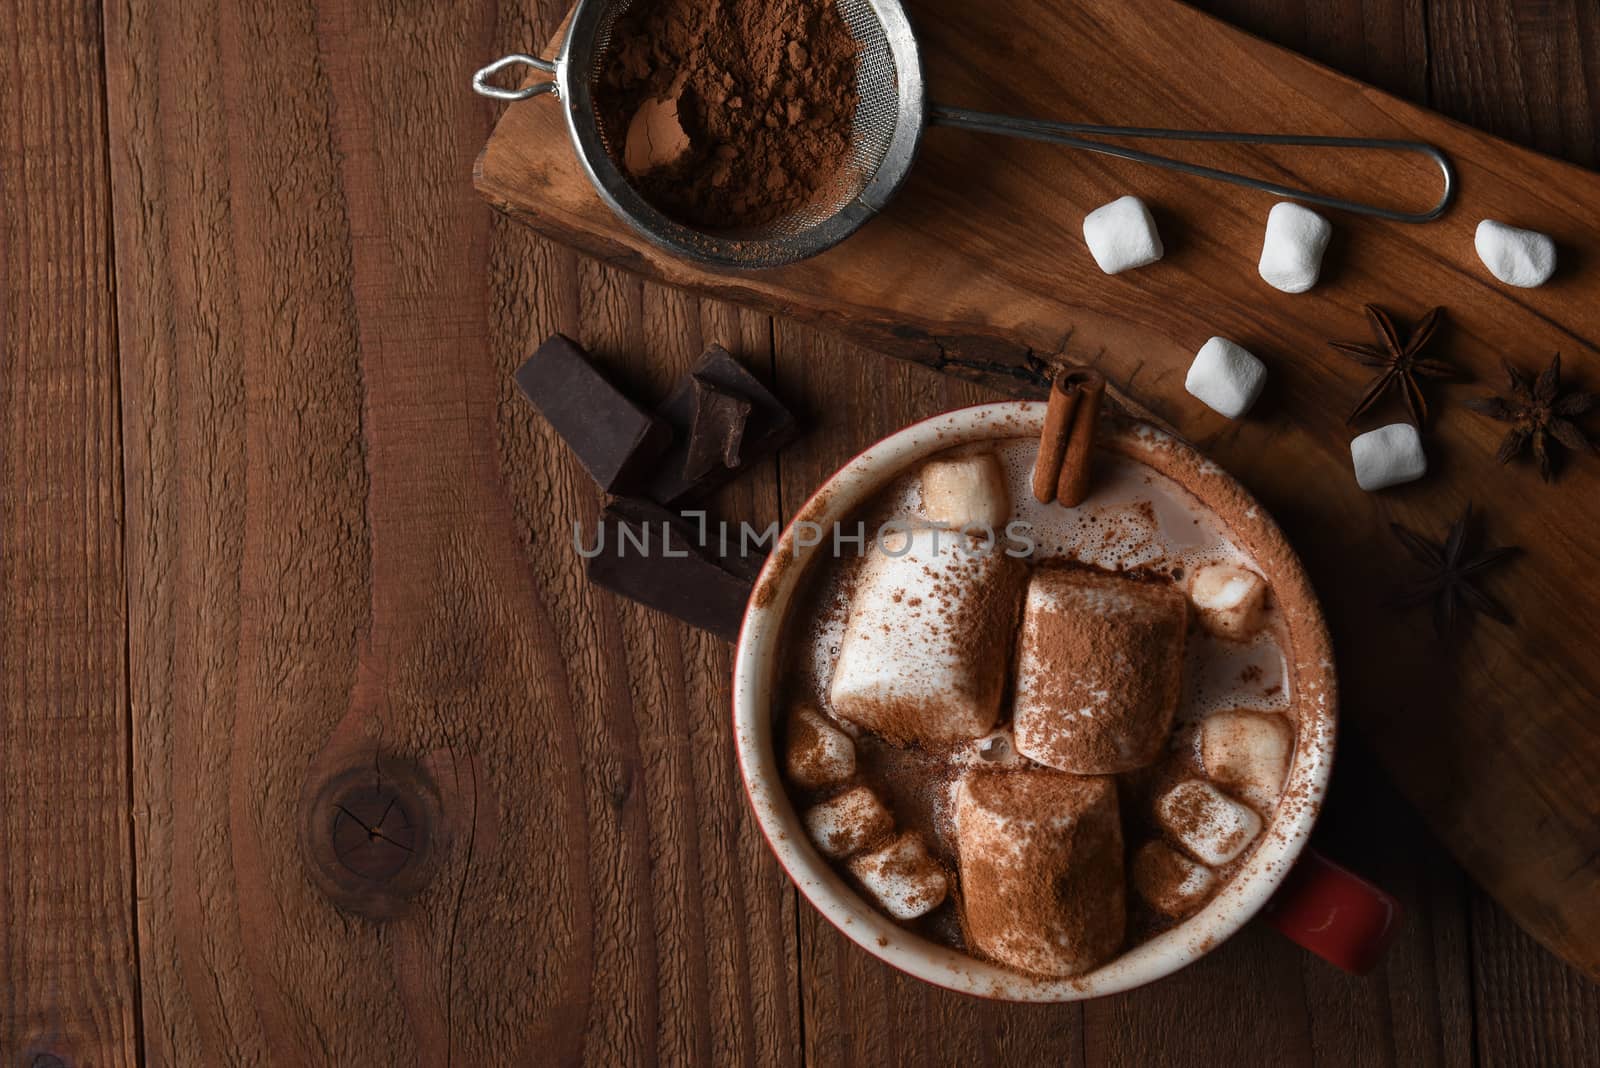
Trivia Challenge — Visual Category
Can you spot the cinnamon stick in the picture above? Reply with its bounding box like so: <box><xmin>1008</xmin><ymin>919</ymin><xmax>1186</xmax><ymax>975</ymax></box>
<box><xmin>1056</xmin><ymin>368</ymin><xmax>1106</xmax><ymax>507</ymax></box>
<box><xmin>1031</xmin><ymin>371</ymin><xmax>1081</xmax><ymax>503</ymax></box>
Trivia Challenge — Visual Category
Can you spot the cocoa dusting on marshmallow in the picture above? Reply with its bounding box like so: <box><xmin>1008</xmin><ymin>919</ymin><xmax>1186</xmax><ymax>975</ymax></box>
<box><xmin>829</xmin><ymin>529</ymin><xmax>1027</xmax><ymax>746</ymax></box>
<box><xmin>956</xmin><ymin>770</ymin><xmax>1125</xmax><ymax>978</ymax></box>
<box><xmin>1131</xmin><ymin>841</ymin><xmax>1216</xmax><ymax>919</ymax></box>
<box><xmin>1012</xmin><ymin>567</ymin><xmax>1188</xmax><ymax>775</ymax></box>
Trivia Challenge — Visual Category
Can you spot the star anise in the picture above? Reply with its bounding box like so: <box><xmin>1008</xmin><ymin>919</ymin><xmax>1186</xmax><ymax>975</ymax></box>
<box><xmin>1466</xmin><ymin>352</ymin><xmax>1595</xmax><ymax>482</ymax></box>
<box><xmin>1388</xmin><ymin>504</ymin><xmax>1518</xmax><ymax>639</ymax></box>
<box><xmin>1331</xmin><ymin>305</ymin><xmax>1458</xmax><ymax>426</ymax></box>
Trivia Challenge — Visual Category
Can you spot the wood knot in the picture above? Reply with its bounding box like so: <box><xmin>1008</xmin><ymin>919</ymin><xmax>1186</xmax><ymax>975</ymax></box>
<box><xmin>300</xmin><ymin>757</ymin><xmax>442</xmax><ymax>920</ymax></box>
<box><xmin>30</xmin><ymin>1054</ymin><xmax>67</xmax><ymax>1068</ymax></box>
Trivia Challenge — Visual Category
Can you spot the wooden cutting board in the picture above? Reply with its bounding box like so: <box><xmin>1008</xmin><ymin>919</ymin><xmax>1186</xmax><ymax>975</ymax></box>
<box><xmin>476</xmin><ymin>0</ymin><xmax>1600</xmax><ymax>977</ymax></box>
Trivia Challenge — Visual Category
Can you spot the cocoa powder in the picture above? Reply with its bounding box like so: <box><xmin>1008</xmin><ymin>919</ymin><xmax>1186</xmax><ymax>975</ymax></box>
<box><xmin>596</xmin><ymin>0</ymin><xmax>861</xmax><ymax>229</ymax></box>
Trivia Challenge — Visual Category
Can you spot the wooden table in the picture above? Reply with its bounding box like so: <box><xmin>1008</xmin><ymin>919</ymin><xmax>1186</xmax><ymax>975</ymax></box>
<box><xmin>2</xmin><ymin>0</ymin><xmax>1596</xmax><ymax>1064</ymax></box>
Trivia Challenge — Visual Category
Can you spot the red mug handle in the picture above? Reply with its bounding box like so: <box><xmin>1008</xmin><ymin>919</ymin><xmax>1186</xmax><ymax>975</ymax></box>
<box><xmin>1261</xmin><ymin>848</ymin><xmax>1402</xmax><ymax>974</ymax></box>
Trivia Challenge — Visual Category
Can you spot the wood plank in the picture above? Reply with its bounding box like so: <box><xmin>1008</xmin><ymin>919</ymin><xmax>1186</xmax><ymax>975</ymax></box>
<box><xmin>1427</xmin><ymin>0</ymin><xmax>1599</xmax><ymax>169</ymax></box>
<box><xmin>1419</xmin><ymin>2</ymin><xmax>1600</xmax><ymax>1057</ymax></box>
<box><xmin>1471</xmin><ymin>888</ymin><xmax>1600</xmax><ymax>1067</ymax></box>
<box><xmin>0</xmin><ymin>0</ymin><xmax>141</xmax><ymax>1063</ymax></box>
<box><xmin>103</xmin><ymin>0</ymin><xmax>798</xmax><ymax>1063</ymax></box>
<box><xmin>477</xmin><ymin>0</ymin><xmax>1600</xmax><ymax>978</ymax></box>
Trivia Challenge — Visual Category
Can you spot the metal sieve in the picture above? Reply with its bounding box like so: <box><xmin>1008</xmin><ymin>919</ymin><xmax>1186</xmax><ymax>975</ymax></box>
<box><xmin>474</xmin><ymin>0</ymin><xmax>1456</xmax><ymax>270</ymax></box>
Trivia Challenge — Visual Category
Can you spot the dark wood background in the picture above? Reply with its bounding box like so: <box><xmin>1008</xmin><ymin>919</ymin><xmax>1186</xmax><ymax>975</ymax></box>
<box><xmin>1</xmin><ymin>0</ymin><xmax>1595</xmax><ymax>1065</ymax></box>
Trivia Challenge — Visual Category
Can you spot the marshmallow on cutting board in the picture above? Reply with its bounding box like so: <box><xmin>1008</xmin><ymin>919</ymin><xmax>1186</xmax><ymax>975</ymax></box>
<box><xmin>1186</xmin><ymin>337</ymin><xmax>1266</xmax><ymax>419</ymax></box>
<box><xmin>1082</xmin><ymin>196</ymin><xmax>1164</xmax><ymax>274</ymax></box>
<box><xmin>1350</xmin><ymin>422</ymin><xmax>1427</xmax><ymax>491</ymax></box>
<box><xmin>1475</xmin><ymin>220</ymin><xmax>1557</xmax><ymax>288</ymax></box>
<box><xmin>1258</xmin><ymin>202</ymin><xmax>1332</xmax><ymax>294</ymax></box>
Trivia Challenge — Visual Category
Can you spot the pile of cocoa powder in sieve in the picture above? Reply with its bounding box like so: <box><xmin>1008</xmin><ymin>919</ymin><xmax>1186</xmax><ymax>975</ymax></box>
<box><xmin>595</xmin><ymin>0</ymin><xmax>861</xmax><ymax>230</ymax></box>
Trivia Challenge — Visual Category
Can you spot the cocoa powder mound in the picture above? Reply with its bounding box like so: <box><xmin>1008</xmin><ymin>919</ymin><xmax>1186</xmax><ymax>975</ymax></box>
<box><xmin>596</xmin><ymin>0</ymin><xmax>861</xmax><ymax>229</ymax></box>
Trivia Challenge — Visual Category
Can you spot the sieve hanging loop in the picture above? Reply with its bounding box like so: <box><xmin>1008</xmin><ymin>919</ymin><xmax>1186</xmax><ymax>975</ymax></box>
<box><xmin>473</xmin><ymin>53</ymin><xmax>558</xmax><ymax>102</ymax></box>
<box><xmin>929</xmin><ymin>106</ymin><xmax>1455</xmax><ymax>224</ymax></box>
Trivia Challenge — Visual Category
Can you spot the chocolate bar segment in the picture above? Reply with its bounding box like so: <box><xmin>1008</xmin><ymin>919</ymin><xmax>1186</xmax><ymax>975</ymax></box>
<box><xmin>514</xmin><ymin>333</ymin><xmax>672</xmax><ymax>494</ymax></box>
<box><xmin>585</xmin><ymin>497</ymin><xmax>760</xmax><ymax>642</ymax></box>
<box><xmin>647</xmin><ymin>345</ymin><xmax>798</xmax><ymax>505</ymax></box>
<box><xmin>682</xmin><ymin>374</ymin><xmax>752</xmax><ymax>481</ymax></box>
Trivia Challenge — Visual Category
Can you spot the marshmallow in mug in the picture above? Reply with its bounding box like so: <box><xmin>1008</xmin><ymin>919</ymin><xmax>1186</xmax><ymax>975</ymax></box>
<box><xmin>918</xmin><ymin>452</ymin><xmax>1011</xmax><ymax>531</ymax></box>
<box><xmin>1199</xmin><ymin>709</ymin><xmax>1293</xmax><ymax>812</ymax></box>
<box><xmin>784</xmin><ymin>703</ymin><xmax>856</xmax><ymax>790</ymax></box>
<box><xmin>1258</xmin><ymin>202</ymin><xmax>1333</xmax><ymax>294</ymax></box>
<box><xmin>1131</xmin><ymin>841</ymin><xmax>1216</xmax><ymax>919</ymax></box>
<box><xmin>1350</xmin><ymin>422</ymin><xmax>1427</xmax><ymax>491</ymax></box>
<box><xmin>1082</xmin><ymin>195</ymin><xmax>1165</xmax><ymax>275</ymax></box>
<box><xmin>847</xmin><ymin>831</ymin><xmax>949</xmax><ymax>920</ymax></box>
<box><xmin>803</xmin><ymin>785</ymin><xmax>892</xmax><ymax>859</ymax></box>
<box><xmin>1475</xmin><ymin>219</ymin><xmax>1557</xmax><ymax>288</ymax></box>
<box><xmin>829</xmin><ymin>527</ymin><xmax>1026</xmax><ymax>745</ymax></box>
<box><xmin>1186</xmin><ymin>337</ymin><xmax>1267</xmax><ymax>419</ymax></box>
<box><xmin>1156</xmin><ymin>779</ymin><xmax>1262</xmax><ymax>866</ymax></box>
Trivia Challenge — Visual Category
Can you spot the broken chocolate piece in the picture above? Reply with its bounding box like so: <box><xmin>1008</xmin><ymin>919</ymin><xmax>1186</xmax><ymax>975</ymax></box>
<box><xmin>513</xmin><ymin>334</ymin><xmax>672</xmax><ymax>494</ymax></box>
<box><xmin>648</xmin><ymin>345</ymin><xmax>799</xmax><ymax>505</ymax></box>
<box><xmin>683</xmin><ymin>374</ymin><xmax>753</xmax><ymax>481</ymax></box>
<box><xmin>584</xmin><ymin>497</ymin><xmax>760</xmax><ymax>641</ymax></box>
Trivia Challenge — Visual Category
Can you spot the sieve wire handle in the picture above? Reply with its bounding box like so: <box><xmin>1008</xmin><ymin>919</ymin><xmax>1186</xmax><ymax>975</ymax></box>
<box><xmin>473</xmin><ymin>54</ymin><xmax>559</xmax><ymax>102</ymax></box>
<box><xmin>928</xmin><ymin>105</ymin><xmax>1455</xmax><ymax>223</ymax></box>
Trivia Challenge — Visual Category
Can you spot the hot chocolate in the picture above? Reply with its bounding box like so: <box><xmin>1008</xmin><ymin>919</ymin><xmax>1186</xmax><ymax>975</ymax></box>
<box><xmin>776</xmin><ymin>433</ymin><xmax>1304</xmax><ymax>978</ymax></box>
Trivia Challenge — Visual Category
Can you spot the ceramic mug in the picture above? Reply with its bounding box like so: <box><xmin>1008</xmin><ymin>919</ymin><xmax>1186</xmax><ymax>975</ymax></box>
<box><xmin>732</xmin><ymin>402</ymin><xmax>1400</xmax><ymax>1000</ymax></box>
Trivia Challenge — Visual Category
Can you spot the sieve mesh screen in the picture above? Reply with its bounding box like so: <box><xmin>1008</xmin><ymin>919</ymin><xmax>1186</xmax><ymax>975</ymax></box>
<box><xmin>578</xmin><ymin>0</ymin><xmax>908</xmax><ymax>257</ymax></box>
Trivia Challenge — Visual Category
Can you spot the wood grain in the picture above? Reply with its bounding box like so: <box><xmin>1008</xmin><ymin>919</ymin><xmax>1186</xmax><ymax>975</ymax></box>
<box><xmin>103</xmin><ymin>0</ymin><xmax>798</xmax><ymax>1063</ymax></box>
<box><xmin>477</xmin><ymin>0</ymin><xmax>1600</xmax><ymax>979</ymax></box>
<box><xmin>0</xmin><ymin>1</ymin><xmax>141</xmax><ymax>1064</ymax></box>
<box><xmin>0</xmin><ymin>0</ymin><xmax>1569</xmax><ymax>1065</ymax></box>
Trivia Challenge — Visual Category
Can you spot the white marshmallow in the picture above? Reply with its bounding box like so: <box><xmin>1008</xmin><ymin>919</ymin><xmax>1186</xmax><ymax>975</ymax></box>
<box><xmin>919</xmin><ymin>452</ymin><xmax>1010</xmax><ymax>532</ymax></box>
<box><xmin>1200</xmin><ymin>709</ymin><xmax>1293</xmax><ymax>811</ymax></box>
<box><xmin>1258</xmin><ymin>202</ymin><xmax>1332</xmax><ymax>293</ymax></box>
<box><xmin>1131</xmin><ymin>840</ymin><xmax>1216</xmax><ymax>918</ymax></box>
<box><xmin>1475</xmin><ymin>220</ymin><xmax>1556</xmax><ymax>288</ymax></box>
<box><xmin>847</xmin><ymin>831</ymin><xmax>949</xmax><ymax>920</ymax></box>
<box><xmin>1186</xmin><ymin>337</ymin><xmax>1266</xmax><ymax>419</ymax></box>
<box><xmin>804</xmin><ymin>785</ymin><xmax>893</xmax><ymax>859</ymax></box>
<box><xmin>1350</xmin><ymin>422</ymin><xmax>1427</xmax><ymax>491</ymax></box>
<box><xmin>1188</xmin><ymin>563</ymin><xmax>1269</xmax><ymax>640</ymax></box>
<box><xmin>1156</xmin><ymin>779</ymin><xmax>1262</xmax><ymax>865</ymax></box>
<box><xmin>784</xmin><ymin>703</ymin><xmax>856</xmax><ymax>790</ymax></box>
<box><xmin>829</xmin><ymin>528</ymin><xmax>1025</xmax><ymax>745</ymax></box>
<box><xmin>1082</xmin><ymin>195</ymin><xmax>1164</xmax><ymax>275</ymax></box>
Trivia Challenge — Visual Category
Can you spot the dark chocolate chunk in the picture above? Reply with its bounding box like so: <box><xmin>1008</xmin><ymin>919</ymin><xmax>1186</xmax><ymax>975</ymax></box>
<box><xmin>513</xmin><ymin>334</ymin><xmax>672</xmax><ymax>494</ymax></box>
<box><xmin>584</xmin><ymin>498</ymin><xmax>762</xmax><ymax>642</ymax></box>
<box><xmin>682</xmin><ymin>374</ymin><xmax>753</xmax><ymax>481</ymax></box>
<box><xmin>647</xmin><ymin>345</ymin><xmax>799</xmax><ymax>505</ymax></box>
